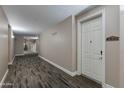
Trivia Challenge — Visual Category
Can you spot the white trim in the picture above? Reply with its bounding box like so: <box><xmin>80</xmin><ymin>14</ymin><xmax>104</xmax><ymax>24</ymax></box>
<box><xmin>77</xmin><ymin>8</ymin><xmax>106</xmax><ymax>86</ymax></box>
<box><xmin>71</xmin><ymin>15</ymin><xmax>77</xmax><ymax>71</ymax></box>
<box><xmin>75</xmin><ymin>6</ymin><xmax>98</xmax><ymax>16</ymax></box>
<box><xmin>38</xmin><ymin>55</ymin><xmax>77</xmax><ymax>77</ymax></box>
<box><xmin>102</xmin><ymin>83</ymin><xmax>114</xmax><ymax>88</ymax></box>
<box><xmin>0</xmin><ymin>69</ymin><xmax>8</xmax><ymax>88</ymax></box>
<box><xmin>15</xmin><ymin>54</ymin><xmax>24</xmax><ymax>56</ymax></box>
<box><xmin>101</xmin><ymin>8</ymin><xmax>106</xmax><ymax>84</ymax></box>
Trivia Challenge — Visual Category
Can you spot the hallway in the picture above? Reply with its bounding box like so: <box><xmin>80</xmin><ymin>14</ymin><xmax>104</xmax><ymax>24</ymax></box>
<box><xmin>3</xmin><ymin>54</ymin><xmax>101</xmax><ymax>88</ymax></box>
<box><xmin>0</xmin><ymin>5</ymin><xmax>122</xmax><ymax>88</ymax></box>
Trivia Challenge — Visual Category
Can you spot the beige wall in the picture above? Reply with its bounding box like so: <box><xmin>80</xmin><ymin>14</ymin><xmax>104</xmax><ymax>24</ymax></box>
<box><xmin>105</xmin><ymin>5</ymin><xmax>120</xmax><ymax>87</ymax></box>
<box><xmin>76</xmin><ymin>5</ymin><xmax>120</xmax><ymax>87</ymax></box>
<box><xmin>39</xmin><ymin>16</ymin><xmax>75</xmax><ymax>72</ymax></box>
<box><xmin>15</xmin><ymin>36</ymin><xmax>24</xmax><ymax>55</ymax></box>
<box><xmin>0</xmin><ymin>7</ymin><xmax>9</xmax><ymax>82</ymax></box>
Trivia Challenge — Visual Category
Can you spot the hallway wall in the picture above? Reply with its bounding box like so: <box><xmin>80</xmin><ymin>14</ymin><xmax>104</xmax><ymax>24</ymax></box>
<box><xmin>39</xmin><ymin>6</ymin><xmax>120</xmax><ymax>87</ymax></box>
<box><xmin>0</xmin><ymin>7</ymin><xmax>9</xmax><ymax>82</ymax></box>
<box><xmin>39</xmin><ymin>16</ymin><xmax>75</xmax><ymax>72</ymax></box>
<box><xmin>105</xmin><ymin>5</ymin><xmax>120</xmax><ymax>87</ymax></box>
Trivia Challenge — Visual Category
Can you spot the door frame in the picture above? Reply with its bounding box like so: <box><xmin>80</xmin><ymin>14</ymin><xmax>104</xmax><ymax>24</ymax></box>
<box><xmin>77</xmin><ymin>9</ymin><xmax>105</xmax><ymax>86</ymax></box>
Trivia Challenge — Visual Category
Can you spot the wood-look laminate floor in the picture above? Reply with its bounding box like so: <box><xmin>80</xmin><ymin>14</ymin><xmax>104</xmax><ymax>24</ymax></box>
<box><xmin>3</xmin><ymin>54</ymin><xmax>102</xmax><ymax>88</ymax></box>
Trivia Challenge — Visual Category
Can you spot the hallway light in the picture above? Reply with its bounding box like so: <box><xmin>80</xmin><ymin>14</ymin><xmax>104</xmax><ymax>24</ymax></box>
<box><xmin>12</xmin><ymin>35</ymin><xmax>15</xmax><ymax>38</ymax></box>
<box><xmin>12</xmin><ymin>26</ymin><xmax>28</xmax><ymax>33</ymax></box>
<box><xmin>24</xmin><ymin>36</ymin><xmax>39</xmax><ymax>40</ymax></box>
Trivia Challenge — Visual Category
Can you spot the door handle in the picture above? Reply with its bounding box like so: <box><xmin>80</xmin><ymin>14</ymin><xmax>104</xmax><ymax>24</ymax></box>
<box><xmin>99</xmin><ymin>50</ymin><xmax>103</xmax><ymax>60</ymax></box>
<box><xmin>100</xmin><ymin>50</ymin><xmax>103</xmax><ymax>56</ymax></box>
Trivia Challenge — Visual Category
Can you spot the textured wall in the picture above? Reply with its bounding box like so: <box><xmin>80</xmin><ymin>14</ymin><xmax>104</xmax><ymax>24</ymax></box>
<box><xmin>105</xmin><ymin>5</ymin><xmax>120</xmax><ymax>88</ymax></box>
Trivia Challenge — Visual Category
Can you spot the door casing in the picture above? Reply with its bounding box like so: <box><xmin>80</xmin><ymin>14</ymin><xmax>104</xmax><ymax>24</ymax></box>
<box><xmin>77</xmin><ymin>9</ymin><xmax>105</xmax><ymax>87</ymax></box>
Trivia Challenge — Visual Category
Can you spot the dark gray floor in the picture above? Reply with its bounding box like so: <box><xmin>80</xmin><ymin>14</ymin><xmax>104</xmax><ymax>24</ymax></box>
<box><xmin>3</xmin><ymin>54</ymin><xmax>102</xmax><ymax>88</ymax></box>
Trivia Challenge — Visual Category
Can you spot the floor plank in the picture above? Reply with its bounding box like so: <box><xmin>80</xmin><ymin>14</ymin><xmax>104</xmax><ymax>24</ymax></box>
<box><xmin>2</xmin><ymin>54</ymin><xmax>102</xmax><ymax>88</ymax></box>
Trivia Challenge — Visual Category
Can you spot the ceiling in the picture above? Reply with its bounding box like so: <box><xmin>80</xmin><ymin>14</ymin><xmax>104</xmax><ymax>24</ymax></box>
<box><xmin>3</xmin><ymin>5</ymin><xmax>89</xmax><ymax>35</ymax></box>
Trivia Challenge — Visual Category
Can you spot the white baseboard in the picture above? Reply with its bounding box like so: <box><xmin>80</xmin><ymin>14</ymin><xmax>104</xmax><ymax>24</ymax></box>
<box><xmin>39</xmin><ymin>55</ymin><xmax>77</xmax><ymax>77</ymax></box>
<box><xmin>8</xmin><ymin>56</ymin><xmax>15</xmax><ymax>65</ymax></box>
<box><xmin>102</xmin><ymin>83</ymin><xmax>114</xmax><ymax>88</ymax></box>
<box><xmin>0</xmin><ymin>69</ymin><xmax>8</xmax><ymax>88</ymax></box>
<box><xmin>15</xmin><ymin>54</ymin><xmax>24</xmax><ymax>56</ymax></box>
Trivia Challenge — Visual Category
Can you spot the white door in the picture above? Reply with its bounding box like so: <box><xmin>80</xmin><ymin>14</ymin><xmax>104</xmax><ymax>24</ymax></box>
<box><xmin>81</xmin><ymin>16</ymin><xmax>103</xmax><ymax>82</ymax></box>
